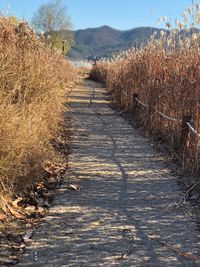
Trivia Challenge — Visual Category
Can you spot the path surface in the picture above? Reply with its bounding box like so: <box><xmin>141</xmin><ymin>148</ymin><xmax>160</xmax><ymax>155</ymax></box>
<box><xmin>18</xmin><ymin>80</ymin><xmax>200</xmax><ymax>267</ymax></box>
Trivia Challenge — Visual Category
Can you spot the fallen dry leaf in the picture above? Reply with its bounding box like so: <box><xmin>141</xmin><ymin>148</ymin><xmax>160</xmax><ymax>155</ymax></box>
<box><xmin>6</xmin><ymin>204</ymin><xmax>24</xmax><ymax>219</ymax></box>
<box><xmin>25</xmin><ymin>206</ymin><xmax>36</xmax><ymax>214</ymax></box>
<box><xmin>67</xmin><ymin>184</ymin><xmax>80</xmax><ymax>191</ymax></box>
<box><xmin>23</xmin><ymin>229</ymin><xmax>33</xmax><ymax>244</ymax></box>
<box><xmin>87</xmin><ymin>220</ymin><xmax>102</xmax><ymax>229</ymax></box>
<box><xmin>44</xmin><ymin>161</ymin><xmax>66</xmax><ymax>176</ymax></box>
<box><xmin>1</xmin><ymin>204</ymin><xmax>8</xmax><ymax>214</ymax></box>
<box><xmin>36</xmin><ymin>182</ymin><xmax>47</xmax><ymax>192</ymax></box>
<box><xmin>0</xmin><ymin>213</ymin><xmax>7</xmax><ymax>221</ymax></box>
<box><xmin>12</xmin><ymin>197</ymin><xmax>23</xmax><ymax>209</ymax></box>
<box><xmin>36</xmin><ymin>207</ymin><xmax>46</xmax><ymax>216</ymax></box>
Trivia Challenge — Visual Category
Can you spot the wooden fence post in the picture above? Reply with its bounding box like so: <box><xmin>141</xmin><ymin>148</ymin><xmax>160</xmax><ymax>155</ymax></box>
<box><xmin>181</xmin><ymin>115</ymin><xmax>192</xmax><ymax>150</ymax></box>
<box><xmin>132</xmin><ymin>93</ymin><xmax>138</xmax><ymax>113</ymax></box>
<box><xmin>119</xmin><ymin>90</ymin><xmax>122</xmax><ymax>107</ymax></box>
<box><xmin>113</xmin><ymin>87</ymin><xmax>117</xmax><ymax>105</ymax></box>
<box><xmin>125</xmin><ymin>91</ymin><xmax>128</xmax><ymax>111</ymax></box>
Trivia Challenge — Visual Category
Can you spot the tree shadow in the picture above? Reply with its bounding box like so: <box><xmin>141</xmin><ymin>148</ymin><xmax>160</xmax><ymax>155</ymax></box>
<box><xmin>18</xmin><ymin>81</ymin><xmax>200</xmax><ymax>267</ymax></box>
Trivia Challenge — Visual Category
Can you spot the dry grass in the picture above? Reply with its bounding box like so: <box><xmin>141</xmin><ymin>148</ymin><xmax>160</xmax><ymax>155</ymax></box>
<box><xmin>0</xmin><ymin>17</ymin><xmax>75</xmax><ymax>197</ymax></box>
<box><xmin>89</xmin><ymin>62</ymin><xmax>110</xmax><ymax>83</ymax></box>
<box><xmin>90</xmin><ymin>3</ymin><xmax>200</xmax><ymax>177</ymax></box>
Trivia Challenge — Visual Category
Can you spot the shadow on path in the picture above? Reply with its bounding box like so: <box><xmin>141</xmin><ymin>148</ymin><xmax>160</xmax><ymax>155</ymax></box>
<box><xmin>18</xmin><ymin>80</ymin><xmax>200</xmax><ymax>267</ymax></box>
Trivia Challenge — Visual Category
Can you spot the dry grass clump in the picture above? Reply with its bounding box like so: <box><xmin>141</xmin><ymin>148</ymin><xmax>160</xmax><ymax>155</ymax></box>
<box><xmin>0</xmin><ymin>17</ymin><xmax>75</xmax><ymax>196</ymax></box>
<box><xmin>90</xmin><ymin>2</ymin><xmax>200</xmax><ymax>176</ymax></box>
<box><xmin>89</xmin><ymin>61</ymin><xmax>110</xmax><ymax>83</ymax></box>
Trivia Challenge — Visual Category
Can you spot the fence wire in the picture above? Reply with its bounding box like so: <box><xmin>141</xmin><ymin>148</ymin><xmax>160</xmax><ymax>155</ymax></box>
<box><xmin>157</xmin><ymin>111</ymin><xmax>181</xmax><ymax>123</ymax></box>
<box><xmin>135</xmin><ymin>97</ymin><xmax>149</xmax><ymax>108</ymax></box>
<box><xmin>121</xmin><ymin>94</ymin><xmax>200</xmax><ymax>138</ymax></box>
<box><xmin>135</xmin><ymin>97</ymin><xmax>180</xmax><ymax>123</ymax></box>
<box><xmin>186</xmin><ymin>122</ymin><xmax>200</xmax><ymax>138</ymax></box>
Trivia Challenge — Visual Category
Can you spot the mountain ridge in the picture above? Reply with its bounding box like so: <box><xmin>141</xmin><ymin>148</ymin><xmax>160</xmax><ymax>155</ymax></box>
<box><xmin>67</xmin><ymin>25</ymin><xmax>199</xmax><ymax>60</ymax></box>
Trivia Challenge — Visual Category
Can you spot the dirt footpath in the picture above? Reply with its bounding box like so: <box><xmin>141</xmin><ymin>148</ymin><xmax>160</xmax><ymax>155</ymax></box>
<box><xmin>18</xmin><ymin>80</ymin><xmax>200</xmax><ymax>266</ymax></box>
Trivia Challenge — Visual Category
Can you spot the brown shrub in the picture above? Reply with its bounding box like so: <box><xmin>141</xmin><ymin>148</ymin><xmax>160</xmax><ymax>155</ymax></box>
<box><xmin>89</xmin><ymin>61</ymin><xmax>110</xmax><ymax>83</ymax></box>
<box><xmin>0</xmin><ymin>17</ymin><xmax>75</xmax><ymax>195</ymax></box>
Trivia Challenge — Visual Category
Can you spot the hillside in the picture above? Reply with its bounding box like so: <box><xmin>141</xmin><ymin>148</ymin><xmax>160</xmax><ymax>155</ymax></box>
<box><xmin>68</xmin><ymin>25</ymin><xmax>166</xmax><ymax>60</ymax></box>
<box><xmin>68</xmin><ymin>26</ymin><xmax>200</xmax><ymax>60</ymax></box>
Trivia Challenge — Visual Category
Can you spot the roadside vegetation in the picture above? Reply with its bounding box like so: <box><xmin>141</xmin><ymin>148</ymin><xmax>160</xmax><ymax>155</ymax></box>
<box><xmin>90</xmin><ymin>1</ymin><xmax>200</xmax><ymax>177</ymax></box>
<box><xmin>0</xmin><ymin>17</ymin><xmax>75</xmax><ymax>203</ymax></box>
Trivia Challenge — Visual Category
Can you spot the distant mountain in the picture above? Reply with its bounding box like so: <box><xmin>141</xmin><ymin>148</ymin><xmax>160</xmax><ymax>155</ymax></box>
<box><xmin>67</xmin><ymin>25</ymin><xmax>200</xmax><ymax>60</ymax></box>
<box><xmin>67</xmin><ymin>25</ymin><xmax>165</xmax><ymax>60</ymax></box>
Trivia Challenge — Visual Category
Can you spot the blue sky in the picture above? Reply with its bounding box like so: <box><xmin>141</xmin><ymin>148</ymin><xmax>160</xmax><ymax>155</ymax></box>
<box><xmin>0</xmin><ymin>0</ymin><xmax>195</xmax><ymax>30</ymax></box>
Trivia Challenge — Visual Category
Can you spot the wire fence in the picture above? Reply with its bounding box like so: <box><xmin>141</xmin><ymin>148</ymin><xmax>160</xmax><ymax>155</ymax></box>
<box><xmin>135</xmin><ymin>97</ymin><xmax>181</xmax><ymax>123</ymax></box>
<box><xmin>120</xmin><ymin>91</ymin><xmax>200</xmax><ymax>139</ymax></box>
<box><xmin>186</xmin><ymin>122</ymin><xmax>200</xmax><ymax>138</ymax></box>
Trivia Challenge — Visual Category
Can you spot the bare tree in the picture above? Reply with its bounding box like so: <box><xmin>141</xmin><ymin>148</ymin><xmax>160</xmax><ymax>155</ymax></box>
<box><xmin>32</xmin><ymin>0</ymin><xmax>73</xmax><ymax>54</ymax></box>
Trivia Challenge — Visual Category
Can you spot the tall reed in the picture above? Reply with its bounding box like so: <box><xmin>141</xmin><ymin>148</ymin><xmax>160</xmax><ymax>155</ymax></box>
<box><xmin>0</xmin><ymin>17</ymin><xmax>75</xmax><ymax>196</ymax></box>
<box><xmin>90</xmin><ymin>1</ymin><xmax>200</xmax><ymax>176</ymax></box>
